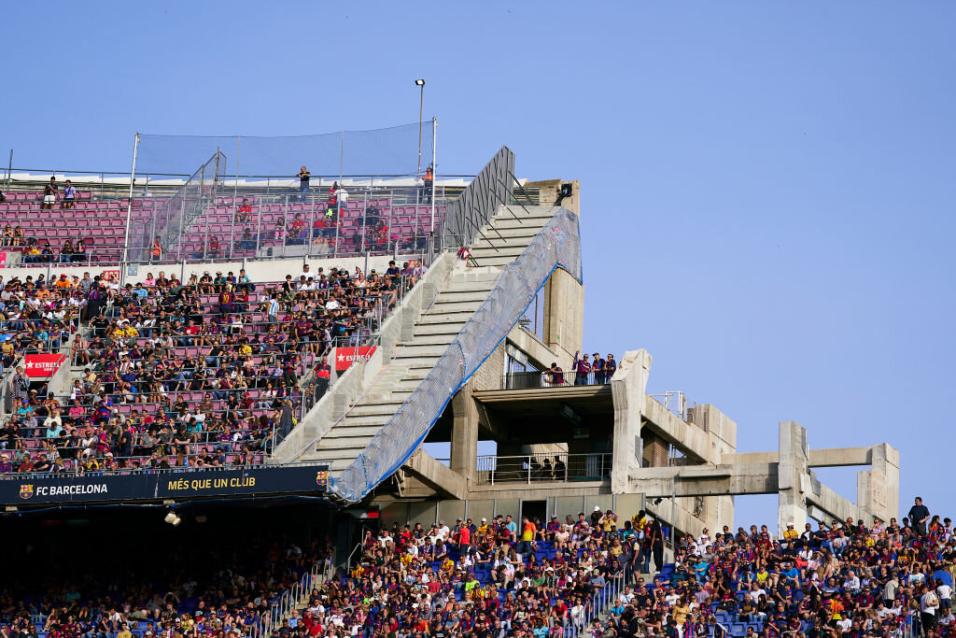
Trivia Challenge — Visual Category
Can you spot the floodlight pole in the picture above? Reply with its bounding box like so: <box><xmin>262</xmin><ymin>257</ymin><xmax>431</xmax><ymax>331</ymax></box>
<box><xmin>122</xmin><ymin>132</ymin><xmax>141</xmax><ymax>271</ymax></box>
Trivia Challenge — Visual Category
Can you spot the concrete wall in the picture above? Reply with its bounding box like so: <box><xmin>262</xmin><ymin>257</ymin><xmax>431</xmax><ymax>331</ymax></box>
<box><xmin>0</xmin><ymin>253</ymin><xmax>414</xmax><ymax>285</ymax></box>
<box><xmin>377</xmin><ymin>492</ymin><xmax>645</xmax><ymax>529</ymax></box>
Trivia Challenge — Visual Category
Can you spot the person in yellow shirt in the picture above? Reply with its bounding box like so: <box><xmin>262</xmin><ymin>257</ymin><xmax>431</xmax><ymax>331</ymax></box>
<box><xmin>782</xmin><ymin>521</ymin><xmax>800</xmax><ymax>546</ymax></box>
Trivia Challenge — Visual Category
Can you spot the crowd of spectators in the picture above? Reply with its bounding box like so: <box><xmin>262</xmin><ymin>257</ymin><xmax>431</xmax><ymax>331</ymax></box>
<box><xmin>0</xmin><ymin>517</ymin><xmax>333</xmax><ymax>638</ymax></box>
<box><xmin>1</xmin><ymin>493</ymin><xmax>951</xmax><ymax>638</ymax></box>
<box><xmin>225</xmin><ymin>497</ymin><xmax>954</xmax><ymax>638</ymax></box>
<box><xmin>0</xmin><ymin>261</ymin><xmax>422</xmax><ymax>474</ymax></box>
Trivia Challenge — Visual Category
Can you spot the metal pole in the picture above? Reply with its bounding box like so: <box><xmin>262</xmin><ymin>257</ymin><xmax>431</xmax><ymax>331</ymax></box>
<box><xmin>339</xmin><ymin>131</ymin><xmax>345</xmax><ymax>182</ymax></box>
<box><xmin>121</xmin><ymin>133</ymin><xmax>141</xmax><ymax>268</ymax></box>
<box><xmin>5</xmin><ymin>149</ymin><xmax>12</xmax><ymax>191</ymax></box>
<box><xmin>360</xmin><ymin>190</ymin><xmax>368</xmax><ymax>254</ymax></box>
<box><xmin>430</xmin><ymin>116</ymin><xmax>437</xmax><ymax>234</ymax></box>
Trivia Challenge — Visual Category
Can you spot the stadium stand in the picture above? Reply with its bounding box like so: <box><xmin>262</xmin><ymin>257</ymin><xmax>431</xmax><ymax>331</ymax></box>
<box><xmin>2</xmin><ymin>502</ymin><xmax>949</xmax><ymax>638</ymax></box>
<box><xmin>0</xmin><ymin>261</ymin><xmax>421</xmax><ymax>473</ymax></box>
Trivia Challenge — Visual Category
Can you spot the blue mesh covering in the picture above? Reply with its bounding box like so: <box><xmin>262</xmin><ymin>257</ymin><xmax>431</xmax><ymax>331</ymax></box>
<box><xmin>331</xmin><ymin>207</ymin><xmax>583</xmax><ymax>503</ymax></box>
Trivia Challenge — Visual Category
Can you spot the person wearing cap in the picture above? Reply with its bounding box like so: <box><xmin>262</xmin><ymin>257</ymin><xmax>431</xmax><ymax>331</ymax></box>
<box><xmin>782</xmin><ymin>521</ymin><xmax>800</xmax><ymax>549</ymax></box>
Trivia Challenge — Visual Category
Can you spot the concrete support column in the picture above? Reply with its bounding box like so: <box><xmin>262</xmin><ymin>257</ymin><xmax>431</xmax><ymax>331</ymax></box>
<box><xmin>857</xmin><ymin>443</ymin><xmax>900</xmax><ymax>523</ymax></box>
<box><xmin>687</xmin><ymin>404</ymin><xmax>738</xmax><ymax>530</ymax></box>
<box><xmin>529</xmin><ymin>179</ymin><xmax>583</xmax><ymax>363</ymax></box>
<box><xmin>450</xmin><ymin>383</ymin><xmax>479</xmax><ymax>482</ymax></box>
<box><xmin>777</xmin><ymin>420</ymin><xmax>809</xmax><ymax>536</ymax></box>
<box><xmin>610</xmin><ymin>349</ymin><xmax>652</xmax><ymax>493</ymax></box>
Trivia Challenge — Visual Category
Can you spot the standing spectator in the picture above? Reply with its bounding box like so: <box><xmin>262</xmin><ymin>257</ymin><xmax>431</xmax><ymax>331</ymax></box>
<box><xmin>910</xmin><ymin>496</ymin><xmax>931</xmax><ymax>536</ymax></box>
<box><xmin>648</xmin><ymin>516</ymin><xmax>665</xmax><ymax>573</ymax></box>
<box><xmin>150</xmin><ymin>236</ymin><xmax>162</xmax><ymax>262</ymax></box>
<box><xmin>41</xmin><ymin>177</ymin><xmax>58</xmax><ymax>209</ymax></box>
<box><xmin>422</xmin><ymin>163</ymin><xmax>434</xmax><ymax>203</ymax></box>
<box><xmin>8</xmin><ymin>366</ymin><xmax>30</xmax><ymax>410</ymax></box>
<box><xmin>298</xmin><ymin>165</ymin><xmax>310</xmax><ymax>201</ymax></box>
<box><xmin>592</xmin><ymin>352</ymin><xmax>606</xmax><ymax>384</ymax></box>
<box><xmin>62</xmin><ymin>180</ymin><xmax>77</xmax><ymax>208</ymax></box>
<box><xmin>572</xmin><ymin>351</ymin><xmax>591</xmax><ymax>385</ymax></box>
<box><xmin>605</xmin><ymin>353</ymin><xmax>617</xmax><ymax>381</ymax></box>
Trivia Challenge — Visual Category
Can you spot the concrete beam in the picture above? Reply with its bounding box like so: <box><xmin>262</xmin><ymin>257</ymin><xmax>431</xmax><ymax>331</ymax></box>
<box><xmin>725</xmin><ymin>447</ymin><xmax>872</xmax><ymax>468</ymax></box>
<box><xmin>642</xmin><ymin>397</ymin><xmax>716</xmax><ymax>464</ymax></box>
<box><xmin>404</xmin><ymin>450</ymin><xmax>467</xmax><ymax>500</ymax></box>
<box><xmin>629</xmin><ymin>463</ymin><xmax>778</xmax><ymax>498</ymax></box>
<box><xmin>806</xmin><ymin>474</ymin><xmax>863</xmax><ymax>524</ymax></box>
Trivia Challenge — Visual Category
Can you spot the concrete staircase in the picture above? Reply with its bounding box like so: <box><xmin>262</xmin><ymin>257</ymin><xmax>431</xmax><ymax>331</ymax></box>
<box><xmin>294</xmin><ymin>205</ymin><xmax>558</xmax><ymax>474</ymax></box>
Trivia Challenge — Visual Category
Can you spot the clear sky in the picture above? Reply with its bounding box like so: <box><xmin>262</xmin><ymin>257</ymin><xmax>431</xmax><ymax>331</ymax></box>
<box><xmin>5</xmin><ymin>1</ymin><xmax>956</xmax><ymax>526</ymax></box>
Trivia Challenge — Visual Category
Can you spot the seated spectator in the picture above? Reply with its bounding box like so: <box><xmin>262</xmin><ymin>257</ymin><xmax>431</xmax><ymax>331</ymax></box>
<box><xmin>236</xmin><ymin>198</ymin><xmax>253</xmax><ymax>224</ymax></box>
<box><xmin>72</xmin><ymin>239</ymin><xmax>87</xmax><ymax>263</ymax></box>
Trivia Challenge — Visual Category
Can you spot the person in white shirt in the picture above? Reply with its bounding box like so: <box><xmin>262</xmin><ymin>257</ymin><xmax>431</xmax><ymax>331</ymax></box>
<box><xmin>937</xmin><ymin>578</ymin><xmax>952</xmax><ymax>612</ymax></box>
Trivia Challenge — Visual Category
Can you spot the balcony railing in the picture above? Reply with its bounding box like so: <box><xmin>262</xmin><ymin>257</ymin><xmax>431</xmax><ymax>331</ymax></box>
<box><xmin>500</xmin><ymin>370</ymin><xmax>614</xmax><ymax>390</ymax></box>
<box><xmin>475</xmin><ymin>452</ymin><xmax>611</xmax><ymax>485</ymax></box>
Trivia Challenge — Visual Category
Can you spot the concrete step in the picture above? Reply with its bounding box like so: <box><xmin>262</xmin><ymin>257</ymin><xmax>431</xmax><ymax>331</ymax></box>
<box><xmin>350</xmin><ymin>401</ymin><xmax>406</xmax><ymax>417</ymax></box>
<box><xmin>465</xmin><ymin>255</ymin><xmax>521</xmax><ymax>267</ymax></box>
<box><xmin>479</xmin><ymin>215</ymin><xmax>553</xmax><ymax>231</ymax></box>
<box><xmin>469</xmin><ymin>245</ymin><xmax>526</xmax><ymax>259</ymax></box>
<box><xmin>300</xmin><ymin>455</ymin><xmax>353</xmax><ymax>472</ymax></box>
<box><xmin>413</xmin><ymin>323</ymin><xmax>468</xmax><ymax>337</ymax></box>
<box><xmin>416</xmin><ymin>313</ymin><xmax>473</xmax><ymax>326</ymax></box>
<box><xmin>397</xmin><ymin>334</ymin><xmax>457</xmax><ymax>348</ymax></box>
<box><xmin>322</xmin><ymin>424</ymin><xmax>382</xmax><ymax>438</ymax></box>
<box><xmin>424</xmin><ymin>300</ymin><xmax>485</xmax><ymax>314</ymax></box>
<box><xmin>338</xmin><ymin>414</ymin><xmax>390</xmax><ymax>428</ymax></box>
<box><xmin>315</xmin><ymin>435</ymin><xmax>373</xmax><ymax>450</ymax></box>
<box><xmin>308</xmin><ymin>450</ymin><xmax>359</xmax><ymax>472</ymax></box>
<box><xmin>433</xmin><ymin>289</ymin><xmax>492</xmax><ymax>302</ymax></box>
<box><xmin>392</xmin><ymin>343</ymin><xmax>448</xmax><ymax>357</ymax></box>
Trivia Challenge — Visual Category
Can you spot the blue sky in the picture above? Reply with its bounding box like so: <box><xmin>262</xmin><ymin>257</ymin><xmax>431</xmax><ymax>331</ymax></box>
<box><xmin>5</xmin><ymin>1</ymin><xmax>956</xmax><ymax>526</ymax></box>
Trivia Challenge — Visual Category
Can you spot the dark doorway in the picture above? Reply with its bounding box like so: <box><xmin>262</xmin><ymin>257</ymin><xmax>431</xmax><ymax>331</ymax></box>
<box><xmin>521</xmin><ymin>499</ymin><xmax>548</xmax><ymax>526</ymax></box>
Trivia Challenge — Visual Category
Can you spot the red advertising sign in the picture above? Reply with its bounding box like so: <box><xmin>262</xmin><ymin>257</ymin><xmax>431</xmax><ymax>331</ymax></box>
<box><xmin>24</xmin><ymin>353</ymin><xmax>67</xmax><ymax>378</ymax></box>
<box><xmin>333</xmin><ymin>346</ymin><xmax>377</xmax><ymax>371</ymax></box>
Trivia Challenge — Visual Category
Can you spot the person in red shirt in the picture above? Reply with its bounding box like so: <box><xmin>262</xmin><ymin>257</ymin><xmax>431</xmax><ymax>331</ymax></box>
<box><xmin>457</xmin><ymin>522</ymin><xmax>471</xmax><ymax>553</ymax></box>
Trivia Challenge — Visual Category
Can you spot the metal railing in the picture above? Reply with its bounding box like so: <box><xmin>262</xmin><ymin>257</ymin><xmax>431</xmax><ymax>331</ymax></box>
<box><xmin>566</xmin><ymin>572</ymin><xmax>627</xmax><ymax>637</ymax></box>
<box><xmin>246</xmin><ymin>556</ymin><xmax>334</xmax><ymax>638</ymax></box>
<box><xmin>128</xmin><ymin>186</ymin><xmax>451</xmax><ymax>267</ymax></box>
<box><xmin>500</xmin><ymin>369</ymin><xmax>615</xmax><ymax>390</ymax></box>
<box><xmin>475</xmin><ymin>452</ymin><xmax>611</xmax><ymax>485</ymax></box>
<box><xmin>649</xmin><ymin>390</ymin><xmax>688</xmax><ymax>421</ymax></box>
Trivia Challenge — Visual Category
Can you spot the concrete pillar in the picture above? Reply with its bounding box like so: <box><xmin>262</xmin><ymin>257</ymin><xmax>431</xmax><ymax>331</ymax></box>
<box><xmin>857</xmin><ymin>443</ymin><xmax>900</xmax><ymax>524</ymax></box>
<box><xmin>777</xmin><ymin>421</ymin><xmax>809</xmax><ymax>536</ymax></box>
<box><xmin>686</xmin><ymin>404</ymin><xmax>738</xmax><ymax>530</ymax></box>
<box><xmin>450</xmin><ymin>383</ymin><xmax>479</xmax><ymax>483</ymax></box>
<box><xmin>610</xmin><ymin>349</ymin><xmax>652</xmax><ymax>493</ymax></box>
<box><xmin>527</xmin><ymin>179</ymin><xmax>584</xmax><ymax>363</ymax></box>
